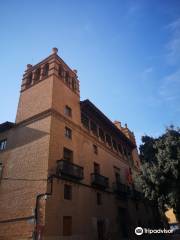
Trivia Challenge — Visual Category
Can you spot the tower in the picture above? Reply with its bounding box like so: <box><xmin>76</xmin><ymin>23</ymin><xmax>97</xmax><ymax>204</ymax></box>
<box><xmin>16</xmin><ymin>47</ymin><xmax>80</xmax><ymax>125</ymax></box>
<box><xmin>0</xmin><ymin>48</ymin><xmax>81</xmax><ymax>239</ymax></box>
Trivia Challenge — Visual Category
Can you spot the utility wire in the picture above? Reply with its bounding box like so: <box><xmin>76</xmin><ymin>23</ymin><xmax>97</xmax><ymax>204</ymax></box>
<box><xmin>2</xmin><ymin>177</ymin><xmax>47</xmax><ymax>181</ymax></box>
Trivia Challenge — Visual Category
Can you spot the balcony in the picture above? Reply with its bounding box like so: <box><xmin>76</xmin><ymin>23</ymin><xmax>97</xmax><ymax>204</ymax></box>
<box><xmin>130</xmin><ymin>189</ymin><xmax>143</xmax><ymax>200</ymax></box>
<box><xmin>113</xmin><ymin>182</ymin><xmax>130</xmax><ymax>198</ymax></box>
<box><xmin>56</xmin><ymin>159</ymin><xmax>84</xmax><ymax>180</ymax></box>
<box><xmin>91</xmin><ymin>173</ymin><xmax>109</xmax><ymax>189</ymax></box>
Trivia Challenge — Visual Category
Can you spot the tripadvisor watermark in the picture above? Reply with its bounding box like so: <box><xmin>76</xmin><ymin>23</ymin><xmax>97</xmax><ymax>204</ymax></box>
<box><xmin>135</xmin><ymin>227</ymin><xmax>173</xmax><ymax>235</ymax></box>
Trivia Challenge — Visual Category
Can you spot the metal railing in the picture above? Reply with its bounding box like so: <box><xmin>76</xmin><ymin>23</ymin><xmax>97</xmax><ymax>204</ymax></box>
<box><xmin>113</xmin><ymin>182</ymin><xmax>130</xmax><ymax>197</ymax></box>
<box><xmin>56</xmin><ymin>159</ymin><xmax>84</xmax><ymax>180</ymax></box>
<box><xmin>91</xmin><ymin>173</ymin><xmax>109</xmax><ymax>189</ymax></box>
<box><xmin>130</xmin><ymin>189</ymin><xmax>143</xmax><ymax>200</ymax></box>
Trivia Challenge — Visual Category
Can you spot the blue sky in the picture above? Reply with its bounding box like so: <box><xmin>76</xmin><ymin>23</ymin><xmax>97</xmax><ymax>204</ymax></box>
<box><xmin>0</xmin><ymin>0</ymin><xmax>180</xmax><ymax>146</ymax></box>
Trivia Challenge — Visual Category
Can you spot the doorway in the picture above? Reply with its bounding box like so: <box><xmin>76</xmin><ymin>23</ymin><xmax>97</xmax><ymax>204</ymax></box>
<box><xmin>117</xmin><ymin>207</ymin><xmax>128</xmax><ymax>238</ymax></box>
<box><xmin>97</xmin><ymin>219</ymin><xmax>105</xmax><ymax>240</ymax></box>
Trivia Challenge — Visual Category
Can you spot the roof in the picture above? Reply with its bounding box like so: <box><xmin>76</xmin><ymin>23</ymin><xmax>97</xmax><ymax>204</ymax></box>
<box><xmin>0</xmin><ymin>121</ymin><xmax>15</xmax><ymax>133</ymax></box>
<box><xmin>80</xmin><ymin>99</ymin><xmax>136</xmax><ymax>148</ymax></box>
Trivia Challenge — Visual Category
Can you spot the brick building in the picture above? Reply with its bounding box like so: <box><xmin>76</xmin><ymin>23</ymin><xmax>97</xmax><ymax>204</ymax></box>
<box><xmin>0</xmin><ymin>48</ymin><xmax>160</xmax><ymax>239</ymax></box>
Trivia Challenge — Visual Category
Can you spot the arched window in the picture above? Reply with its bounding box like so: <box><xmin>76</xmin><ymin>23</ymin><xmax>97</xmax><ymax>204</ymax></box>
<box><xmin>26</xmin><ymin>72</ymin><xmax>33</xmax><ymax>85</ymax></box>
<box><xmin>58</xmin><ymin>65</ymin><xmax>64</xmax><ymax>77</ymax></box>
<box><xmin>65</xmin><ymin>71</ymin><xmax>70</xmax><ymax>86</ymax></box>
<box><xmin>118</xmin><ymin>144</ymin><xmax>123</xmax><ymax>155</ymax></box>
<box><xmin>34</xmin><ymin>68</ymin><xmax>41</xmax><ymax>81</ymax></box>
<box><xmin>43</xmin><ymin>63</ymin><xmax>49</xmax><ymax>77</ymax></box>
<box><xmin>72</xmin><ymin>78</ymin><xmax>76</xmax><ymax>91</ymax></box>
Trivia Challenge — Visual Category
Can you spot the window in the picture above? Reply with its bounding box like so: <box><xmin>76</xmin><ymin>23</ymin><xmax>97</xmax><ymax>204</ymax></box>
<box><xmin>105</xmin><ymin>134</ymin><xmax>112</xmax><ymax>147</ymax></box>
<box><xmin>0</xmin><ymin>139</ymin><xmax>7</xmax><ymax>151</ymax></box>
<box><xmin>118</xmin><ymin>208</ymin><xmax>128</xmax><ymax>238</ymax></box>
<box><xmin>26</xmin><ymin>73</ymin><xmax>33</xmax><ymax>85</ymax></box>
<box><xmin>127</xmin><ymin>148</ymin><xmax>132</xmax><ymax>160</ymax></box>
<box><xmin>72</xmin><ymin>78</ymin><xmax>76</xmax><ymax>91</ymax></box>
<box><xmin>121</xmin><ymin>145</ymin><xmax>125</xmax><ymax>156</ymax></box>
<box><xmin>118</xmin><ymin>144</ymin><xmax>123</xmax><ymax>155</ymax></box>
<box><xmin>58</xmin><ymin>65</ymin><xmax>64</xmax><ymax>77</ymax></box>
<box><xmin>63</xmin><ymin>148</ymin><xmax>73</xmax><ymax>162</ymax></box>
<box><xmin>97</xmin><ymin>192</ymin><xmax>102</xmax><ymax>205</ymax></box>
<box><xmin>93</xmin><ymin>144</ymin><xmax>98</xmax><ymax>154</ymax></box>
<box><xmin>90</xmin><ymin>121</ymin><xmax>98</xmax><ymax>136</ymax></box>
<box><xmin>123</xmin><ymin>146</ymin><xmax>128</xmax><ymax>157</ymax></box>
<box><xmin>34</xmin><ymin>68</ymin><xmax>41</xmax><ymax>81</ymax></box>
<box><xmin>64</xmin><ymin>184</ymin><xmax>72</xmax><ymax>200</ymax></box>
<box><xmin>94</xmin><ymin>162</ymin><xmax>100</xmax><ymax>174</ymax></box>
<box><xmin>63</xmin><ymin>216</ymin><xmax>72</xmax><ymax>236</ymax></box>
<box><xmin>115</xmin><ymin>172</ymin><xmax>121</xmax><ymax>183</ymax></box>
<box><xmin>114</xmin><ymin>167</ymin><xmax>121</xmax><ymax>183</ymax></box>
<box><xmin>43</xmin><ymin>63</ymin><xmax>49</xmax><ymax>77</ymax></box>
<box><xmin>99</xmin><ymin>128</ymin><xmax>105</xmax><ymax>142</ymax></box>
<box><xmin>65</xmin><ymin>72</ymin><xmax>70</xmax><ymax>86</ymax></box>
<box><xmin>81</xmin><ymin>113</ymin><xmax>89</xmax><ymax>129</ymax></box>
<box><xmin>97</xmin><ymin>220</ymin><xmax>105</xmax><ymax>240</ymax></box>
<box><xmin>65</xmin><ymin>127</ymin><xmax>72</xmax><ymax>139</ymax></box>
<box><xmin>64</xmin><ymin>106</ymin><xmax>72</xmax><ymax>117</ymax></box>
<box><xmin>112</xmin><ymin>140</ymin><xmax>118</xmax><ymax>151</ymax></box>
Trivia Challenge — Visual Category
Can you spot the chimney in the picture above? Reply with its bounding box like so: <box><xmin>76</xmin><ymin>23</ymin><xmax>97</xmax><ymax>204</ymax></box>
<box><xmin>26</xmin><ymin>64</ymin><xmax>32</xmax><ymax>70</ymax></box>
<box><xmin>73</xmin><ymin>69</ymin><xmax>78</xmax><ymax>75</ymax></box>
<box><xmin>52</xmin><ymin>47</ymin><xmax>58</xmax><ymax>54</ymax></box>
<box><xmin>114</xmin><ymin>121</ymin><xmax>122</xmax><ymax>130</ymax></box>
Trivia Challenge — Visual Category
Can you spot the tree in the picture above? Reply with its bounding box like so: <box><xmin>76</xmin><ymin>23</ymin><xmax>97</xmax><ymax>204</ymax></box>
<box><xmin>138</xmin><ymin>126</ymin><xmax>180</xmax><ymax>221</ymax></box>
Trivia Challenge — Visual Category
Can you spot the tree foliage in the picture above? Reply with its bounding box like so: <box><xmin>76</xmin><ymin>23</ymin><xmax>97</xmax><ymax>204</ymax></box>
<box><xmin>138</xmin><ymin>126</ymin><xmax>180</xmax><ymax>221</ymax></box>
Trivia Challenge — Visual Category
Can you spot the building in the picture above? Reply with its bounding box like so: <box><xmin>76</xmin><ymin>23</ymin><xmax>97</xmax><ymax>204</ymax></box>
<box><xmin>165</xmin><ymin>209</ymin><xmax>178</xmax><ymax>224</ymax></box>
<box><xmin>0</xmin><ymin>48</ymin><xmax>159</xmax><ymax>240</ymax></box>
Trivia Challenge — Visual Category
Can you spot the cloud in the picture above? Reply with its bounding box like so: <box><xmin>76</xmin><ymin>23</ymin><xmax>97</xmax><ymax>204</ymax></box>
<box><xmin>140</xmin><ymin>67</ymin><xmax>153</xmax><ymax>81</ymax></box>
<box><xmin>146</xmin><ymin>69</ymin><xmax>180</xmax><ymax>110</ymax></box>
<box><xmin>167</xmin><ymin>18</ymin><xmax>180</xmax><ymax>32</ymax></box>
<box><xmin>156</xmin><ymin>18</ymin><xmax>180</xmax><ymax>108</ymax></box>
<box><xmin>84</xmin><ymin>23</ymin><xmax>93</xmax><ymax>32</ymax></box>
<box><xmin>144</xmin><ymin>67</ymin><xmax>153</xmax><ymax>74</ymax></box>
<box><xmin>127</xmin><ymin>3</ymin><xmax>141</xmax><ymax>16</ymax></box>
<box><xmin>141</xmin><ymin>17</ymin><xmax>180</xmax><ymax>110</ymax></box>
<box><xmin>159</xmin><ymin>69</ymin><xmax>180</xmax><ymax>102</ymax></box>
<box><xmin>166</xmin><ymin>18</ymin><xmax>180</xmax><ymax>65</ymax></box>
<box><xmin>124</xmin><ymin>0</ymin><xmax>144</xmax><ymax>21</ymax></box>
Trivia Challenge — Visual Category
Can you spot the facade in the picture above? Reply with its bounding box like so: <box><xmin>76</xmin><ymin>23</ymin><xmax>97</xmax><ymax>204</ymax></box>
<box><xmin>0</xmin><ymin>48</ymin><xmax>159</xmax><ymax>240</ymax></box>
<box><xmin>165</xmin><ymin>208</ymin><xmax>178</xmax><ymax>225</ymax></box>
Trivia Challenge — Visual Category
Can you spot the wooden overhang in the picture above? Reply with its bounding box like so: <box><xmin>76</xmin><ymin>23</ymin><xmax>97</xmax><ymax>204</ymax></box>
<box><xmin>0</xmin><ymin>121</ymin><xmax>15</xmax><ymax>133</ymax></box>
<box><xmin>80</xmin><ymin>99</ymin><xmax>136</xmax><ymax>149</ymax></box>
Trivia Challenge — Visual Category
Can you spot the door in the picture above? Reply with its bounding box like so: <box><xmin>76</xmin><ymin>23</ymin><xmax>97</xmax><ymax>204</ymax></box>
<box><xmin>118</xmin><ymin>207</ymin><xmax>128</xmax><ymax>238</ymax></box>
<box><xmin>97</xmin><ymin>220</ymin><xmax>105</xmax><ymax>240</ymax></box>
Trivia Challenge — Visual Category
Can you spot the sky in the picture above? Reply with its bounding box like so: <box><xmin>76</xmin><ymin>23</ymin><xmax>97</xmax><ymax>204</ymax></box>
<box><xmin>0</xmin><ymin>0</ymin><xmax>180</xmax><ymax>146</ymax></box>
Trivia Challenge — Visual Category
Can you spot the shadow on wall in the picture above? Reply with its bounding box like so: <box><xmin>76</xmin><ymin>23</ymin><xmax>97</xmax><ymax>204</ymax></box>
<box><xmin>6</xmin><ymin>126</ymin><xmax>49</xmax><ymax>150</ymax></box>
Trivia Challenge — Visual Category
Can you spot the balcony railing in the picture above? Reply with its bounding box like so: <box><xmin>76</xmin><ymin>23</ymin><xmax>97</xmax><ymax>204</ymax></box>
<box><xmin>56</xmin><ymin>159</ymin><xmax>84</xmax><ymax>180</ymax></box>
<box><xmin>91</xmin><ymin>173</ymin><xmax>109</xmax><ymax>189</ymax></box>
<box><xmin>113</xmin><ymin>182</ymin><xmax>130</xmax><ymax>198</ymax></box>
<box><xmin>130</xmin><ymin>189</ymin><xmax>143</xmax><ymax>200</ymax></box>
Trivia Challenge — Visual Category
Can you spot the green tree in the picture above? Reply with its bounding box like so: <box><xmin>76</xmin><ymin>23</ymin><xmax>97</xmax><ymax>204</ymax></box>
<box><xmin>138</xmin><ymin>126</ymin><xmax>180</xmax><ymax>221</ymax></box>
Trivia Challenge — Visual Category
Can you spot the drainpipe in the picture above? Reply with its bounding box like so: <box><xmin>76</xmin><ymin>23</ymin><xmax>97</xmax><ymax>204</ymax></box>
<box><xmin>34</xmin><ymin>174</ymin><xmax>57</xmax><ymax>240</ymax></box>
